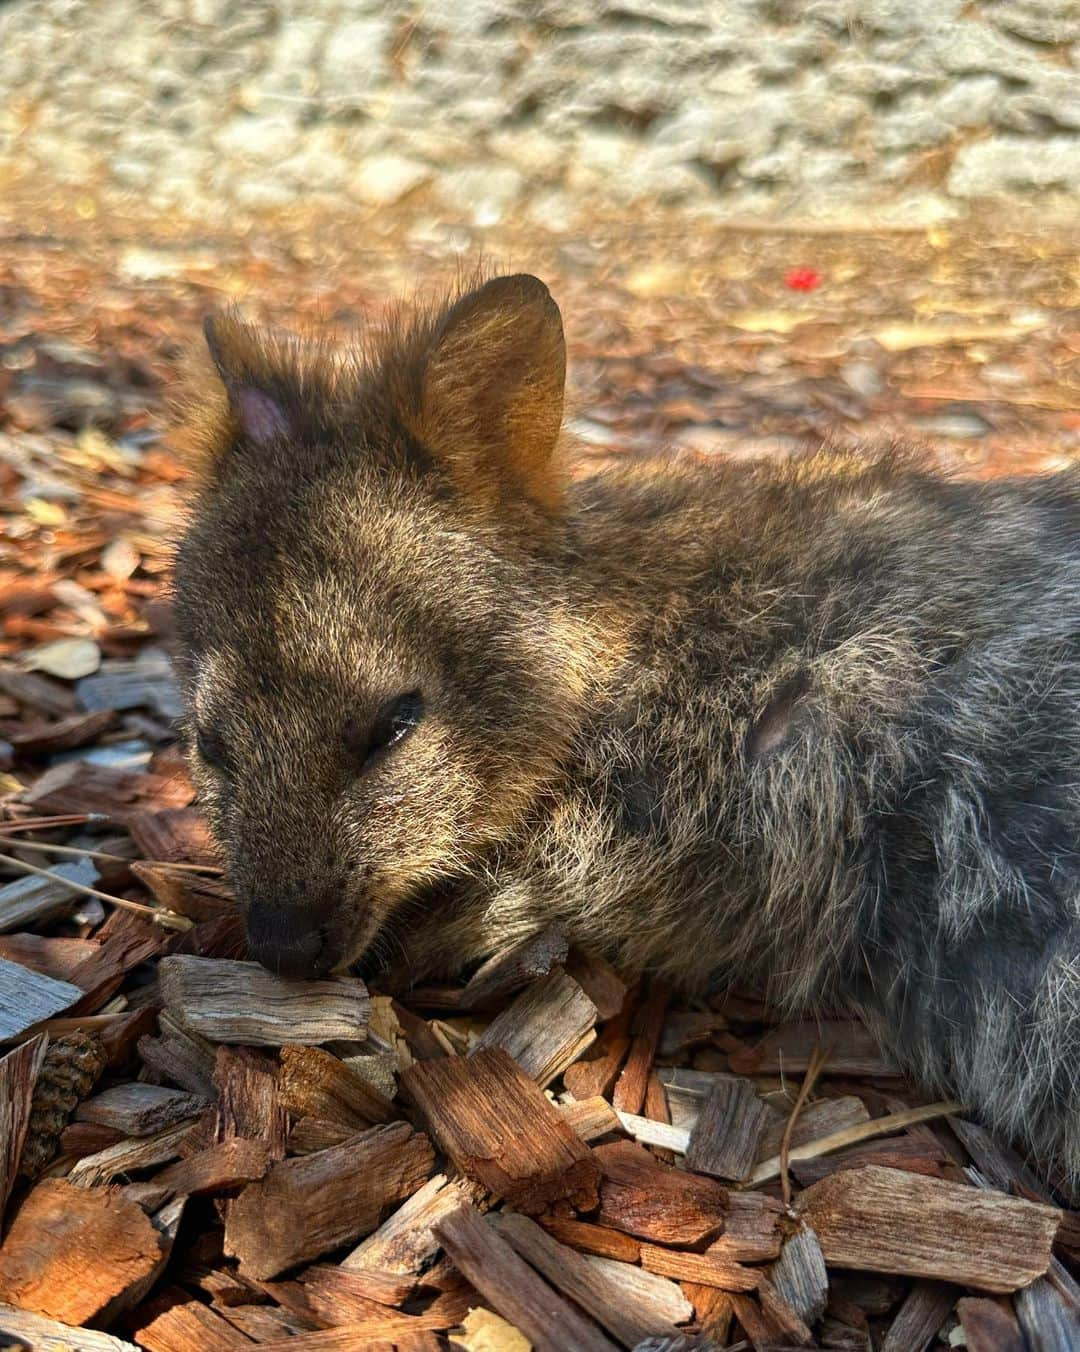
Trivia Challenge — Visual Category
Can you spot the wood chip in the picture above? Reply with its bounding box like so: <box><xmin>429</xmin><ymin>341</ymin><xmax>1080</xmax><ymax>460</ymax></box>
<box><xmin>947</xmin><ymin>1115</ymin><xmax>1049</xmax><ymax>1199</ymax></box>
<box><xmin>289</xmin><ymin>1266</ymin><xmax>419</xmax><ymax>1327</ymax></box>
<box><xmin>134</xmin><ymin>1295</ymin><xmax>255</xmax><ymax>1351</ymax></box>
<box><xmin>659</xmin><ymin>1010</ymin><xmax>728</xmax><ymax>1057</ymax></box>
<box><xmin>252</xmin><ymin>1314</ymin><xmax>458</xmax><ymax>1349</ymax></box>
<box><xmin>159</xmin><ymin>955</ymin><xmax>370</xmax><ymax>1045</ymax></box>
<box><xmin>658</xmin><ymin>1066</ymin><xmax>731</xmax><ymax>1095</ymax></box>
<box><xmin>0</xmin><ymin>1177</ymin><xmax>166</xmax><ymax>1325</ymax></box>
<box><xmin>730</xmin><ymin>1020</ymin><xmax>897</xmax><ymax>1078</ymax></box>
<box><xmin>96</xmin><ymin>1006</ymin><xmax>160</xmax><ymax>1069</ymax></box>
<box><xmin>631</xmin><ymin>1336</ymin><xmax>724</xmax><ymax>1352</ymax></box>
<box><xmin>681</xmin><ymin>1286</ymin><xmax>734</xmax><ymax>1343</ymax></box>
<box><xmin>343</xmin><ymin>1172</ymin><xmax>481</xmax><ymax>1277</ymax></box>
<box><xmin>564</xmin><ymin>949</ymin><xmax>630</xmax><ymax>1021</ymax></box>
<box><xmin>956</xmin><ymin>1295</ymin><xmax>1024</xmax><ymax>1352</ymax></box>
<box><xmin>614</xmin><ymin>1109</ymin><xmax>690</xmax><ymax>1154</ymax></box>
<box><xmin>0</xmin><ymin>957</ymin><xmax>82</xmax><ymax>1038</ymax></box>
<box><xmin>1054</xmin><ymin>1209</ymin><xmax>1080</xmax><ymax>1267</ymax></box>
<box><xmin>730</xmin><ymin>1283</ymin><xmax>814</xmax><ymax>1349</ymax></box>
<box><xmin>565</xmin><ymin>1003</ymin><xmax>632</xmax><ymax>1101</ymax></box>
<box><xmin>343</xmin><ymin>1048</ymin><xmax>398</xmax><ymax>1100</ymax></box>
<box><xmin>707</xmin><ymin>1191</ymin><xmax>785</xmax><ymax>1263</ymax></box>
<box><xmin>278</xmin><ymin>1043</ymin><xmax>394</xmax><ymax>1127</ymax></box>
<box><xmin>66</xmin><ymin>910</ymin><xmax>171</xmax><ymax>1015</ymax></box>
<box><xmin>880</xmin><ymin>1279</ymin><xmax>957</xmax><ymax>1352</ymax></box>
<box><xmin>266</xmin><ymin>1290</ymin><xmax>447</xmax><ymax>1343</ymax></box>
<box><xmin>394</xmin><ymin>1331</ymin><xmax>446</xmax><ymax>1352</ymax></box>
<box><xmin>22</xmin><ymin>761</ymin><xmax>192</xmax><ymax>824</ymax></box>
<box><xmin>1014</xmin><ymin>1273</ymin><xmax>1080</xmax><ymax>1351</ymax></box>
<box><xmin>491</xmin><ymin>1211</ymin><xmax>693</xmax><ymax>1346</ymax></box>
<box><xmin>453</xmin><ymin>1307</ymin><xmax>530</xmax><ymax>1352</ymax></box>
<box><xmin>0</xmin><ymin>932</ymin><xmax>98</xmax><ymax>983</ymax></box>
<box><xmin>0</xmin><ymin>858</ymin><xmax>96</xmax><ymax>932</ymax></box>
<box><xmin>948</xmin><ymin>1119</ymin><xmax>1080</xmax><ymax>1342</ymax></box>
<box><xmin>392</xmin><ymin>999</ymin><xmax>448</xmax><ymax>1061</ymax></box>
<box><xmin>142</xmin><ymin>1137</ymin><xmax>272</xmax><ymax>1203</ymax></box>
<box><xmin>612</xmin><ymin>981</ymin><xmax>668</xmax><ymax>1115</ymax></box>
<box><xmin>60</xmin><ymin>1121</ymin><xmax>125</xmax><ymax>1159</ymax></box>
<box><xmin>458</xmin><ymin>922</ymin><xmax>569</xmax><ymax>1009</ymax></box>
<box><xmin>68</xmin><ymin>1121</ymin><xmax>195</xmax><ymax>1188</ymax></box>
<box><xmin>403</xmin><ymin>1047</ymin><xmax>600</xmax><ymax>1214</ymax></box>
<box><xmin>474</xmin><ymin>967</ymin><xmax>597</xmax><ymax>1086</ymax></box>
<box><xmin>220</xmin><ymin>1303</ymin><xmax>317</xmax><ymax>1342</ymax></box>
<box><xmin>0</xmin><ymin>666</ymin><xmax>79</xmax><ymax>717</ymax></box>
<box><xmin>798</xmin><ymin>1165</ymin><xmax>1060</xmax><ymax>1292</ymax></box>
<box><xmin>76</xmin><ymin>655</ymin><xmax>180</xmax><ymax>720</ymax></box>
<box><xmin>684</xmin><ymin>1075</ymin><xmax>771</xmax><ymax>1181</ymax></box>
<box><xmin>770</xmin><ymin>1226</ymin><xmax>828</xmax><ymax>1327</ymax></box>
<box><xmin>0</xmin><ymin>1034</ymin><xmax>46</xmax><ymax>1222</ymax></box>
<box><xmin>130</xmin><ymin>862</ymin><xmax>235</xmax><ymax>923</ymax></box>
<box><xmin>433</xmin><ymin>1201</ymin><xmax>618</xmax><ymax>1352</ymax></box>
<box><xmin>8</xmin><ymin>709</ymin><xmax>117</xmax><ymax>755</ymax></box>
<box><xmin>224</xmin><ymin>1121</ymin><xmax>434</xmax><ymax>1279</ymax></box>
<box><xmin>299</xmin><ymin>1262</ymin><xmax>416</xmax><ymax>1311</ymax></box>
<box><xmin>559</xmin><ymin>1094</ymin><xmax>622</xmax><ymax>1142</ymax></box>
<box><xmin>76</xmin><ymin>1082</ymin><xmax>208</xmax><ymax>1136</ymax></box>
<box><xmin>0</xmin><ymin>1305</ymin><xmax>139</xmax><ymax>1351</ymax></box>
<box><xmin>138</xmin><ymin>1013</ymin><xmax>216</xmax><ymax>1098</ymax></box>
<box><xmin>755</xmin><ymin>1094</ymin><xmax>870</xmax><ymax>1162</ymax></box>
<box><xmin>538</xmin><ymin>1216</ymin><xmax>642</xmax><ymax>1264</ymax></box>
<box><xmin>638</xmin><ymin>1245</ymin><xmax>760</xmax><ymax>1292</ymax></box>
<box><xmin>126</xmin><ymin>807</ymin><xmax>218</xmax><ymax>866</ymax></box>
<box><xmin>829</xmin><ymin>1271</ymin><xmax>906</xmax><ymax>1316</ymax></box>
<box><xmin>213</xmin><ymin>1044</ymin><xmax>287</xmax><ymax>1155</ymax></box>
<box><xmin>643</xmin><ymin>1069</ymin><xmax>676</xmax><ymax>1164</ymax></box>
<box><xmin>790</xmin><ymin>1133</ymin><xmax>948</xmax><ymax>1185</ymax></box>
<box><xmin>22</xmin><ymin>638</ymin><xmax>100</xmax><ymax>681</ymax></box>
<box><xmin>285</xmin><ymin>1116</ymin><xmax>353</xmax><ymax>1154</ymax></box>
<box><xmin>112</xmin><ymin>1197</ymin><xmax>186</xmax><ymax>1322</ymax></box>
<box><xmin>594</xmin><ymin>1139</ymin><xmax>727</xmax><ymax>1246</ymax></box>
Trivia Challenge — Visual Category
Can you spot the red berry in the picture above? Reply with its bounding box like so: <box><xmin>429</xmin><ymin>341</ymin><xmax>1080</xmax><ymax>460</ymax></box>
<box><xmin>785</xmin><ymin>267</ymin><xmax>822</xmax><ymax>291</ymax></box>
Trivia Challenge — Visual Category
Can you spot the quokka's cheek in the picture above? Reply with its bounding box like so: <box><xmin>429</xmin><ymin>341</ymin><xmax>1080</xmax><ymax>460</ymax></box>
<box><xmin>352</xmin><ymin>945</ymin><xmax>389</xmax><ymax>982</ymax></box>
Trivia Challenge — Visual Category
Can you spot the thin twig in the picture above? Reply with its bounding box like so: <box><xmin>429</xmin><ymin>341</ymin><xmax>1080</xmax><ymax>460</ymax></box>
<box><xmin>17</xmin><ymin>1012</ymin><xmax>130</xmax><ymax>1043</ymax></box>
<box><xmin>751</xmin><ymin>1098</ymin><xmax>964</xmax><ymax>1186</ymax></box>
<box><xmin>615</xmin><ymin>1109</ymin><xmax>690</xmax><ymax>1154</ymax></box>
<box><xmin>779</xmin><ymin>1041</ymin><xmax>830</xmax><ymax>1208</ymax></box>
<box><xmin>0</xmin><ymin>850</ymin><xmax>192</xmax><ymax>931</ymax></box>
<box><xmin>4</xmin><ymin>837</ymin><xmax>223</xmax><ymax>874</ymax></box>
<box><xmin>428</xmin><ymin>1020</ymin><xmax>458</xmax><ymax>1057</ymax></box>
<box><xmin>0</xmin><ymin>813</ymin><xmax>105</xmax><ymax>832</ymax></box>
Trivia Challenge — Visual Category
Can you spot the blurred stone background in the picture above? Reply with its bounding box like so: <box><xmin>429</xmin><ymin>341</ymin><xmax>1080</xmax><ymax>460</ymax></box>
<box><xmin>1</xmin><ymin>0</ymin><xmax>1079</xmax><ymax>229</ymax></box>
<box><xmin>1</xmin><ymin>0</ymin><xmax>1078</xmax><ymax>500</ymax></box>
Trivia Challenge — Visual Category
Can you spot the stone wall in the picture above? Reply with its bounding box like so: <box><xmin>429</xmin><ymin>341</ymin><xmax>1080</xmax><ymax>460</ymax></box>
<box><xmin>1</xmin><ymin>0</ymin><xmax>1079</xmax><ymax>225</ymax></box>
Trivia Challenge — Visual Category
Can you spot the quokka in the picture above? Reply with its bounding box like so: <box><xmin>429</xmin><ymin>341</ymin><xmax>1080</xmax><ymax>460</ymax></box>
<box><xmin>174</xmin><ymin>273</ymin><xmax>1080</xmax><ymax>1183</ymax></box>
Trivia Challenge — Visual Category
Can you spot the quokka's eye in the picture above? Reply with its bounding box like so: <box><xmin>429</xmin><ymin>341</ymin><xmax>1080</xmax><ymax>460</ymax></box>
<box><xmin>196</xmin><ymin>727</ymin><xmax>230</xmax><ymax>772</ymax></box>
<box><xmin>345</xmin><ymin>691</ymin><xmax>424</xmax><ymax>771</ymax></box>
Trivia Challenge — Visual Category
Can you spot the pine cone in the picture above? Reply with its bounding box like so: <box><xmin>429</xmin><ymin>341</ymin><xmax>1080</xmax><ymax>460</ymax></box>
<box><xmin>18</xmin><ymin>1031</ymin><xmax>107</xmax><ymax>1180</ymax></box>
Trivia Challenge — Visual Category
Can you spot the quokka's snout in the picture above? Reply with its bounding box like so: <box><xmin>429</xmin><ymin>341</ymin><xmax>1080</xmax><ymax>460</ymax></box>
<box><xmin>174</xmin><ymin>271</ymin><xmax>1080</xmax><ymax>1187</ymax></box>
<box><xmin>244</xmin><ymin>895</ymin><xmax>341</xmax><ymax>980</ymax></box>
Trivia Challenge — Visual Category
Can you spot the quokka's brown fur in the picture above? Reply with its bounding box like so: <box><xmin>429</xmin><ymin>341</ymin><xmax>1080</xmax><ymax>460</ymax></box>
<box><xmin>174</xmin><ymin>273</ymin><xmax>1080</xmax><ymax>1186</ymax></box>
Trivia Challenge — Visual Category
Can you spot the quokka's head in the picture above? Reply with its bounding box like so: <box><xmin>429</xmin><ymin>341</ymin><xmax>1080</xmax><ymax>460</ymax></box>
<box><xmin>173</xmin><ymin>275</ymin><xmax>588</xmax><ymax>978</ymax></box>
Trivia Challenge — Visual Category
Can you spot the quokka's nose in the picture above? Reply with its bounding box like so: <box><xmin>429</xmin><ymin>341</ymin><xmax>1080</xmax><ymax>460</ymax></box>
<box><xmin>246</xmin><ymin>900</ymin><xmax>339</xmax><ymax>979</ymax></box>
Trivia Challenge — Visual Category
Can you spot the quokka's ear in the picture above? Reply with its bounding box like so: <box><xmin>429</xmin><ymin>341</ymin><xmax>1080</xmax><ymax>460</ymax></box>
<box><xmin>414</xmin><ymin>275</ymin><xmax>566</xmax><ymax>511</ymax></box>
<box><xmin>202</xmin><ymin>311</ymin><xmax>293</xmax><ymax>446</ymax></box>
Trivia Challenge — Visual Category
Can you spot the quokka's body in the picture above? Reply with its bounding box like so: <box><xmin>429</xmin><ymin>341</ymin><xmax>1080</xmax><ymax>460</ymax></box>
<box><xmin>174</xmin><ymin>274</ymin><xmax>1080</xmax><ymax>1183</ymax></box>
